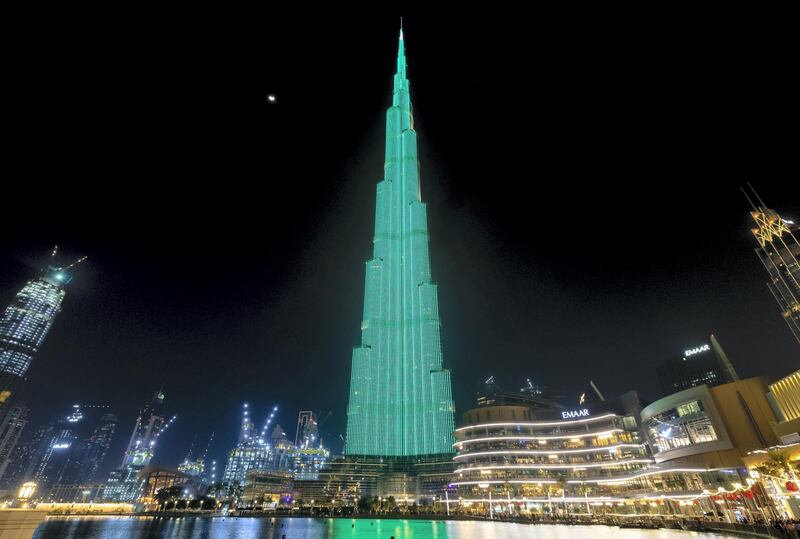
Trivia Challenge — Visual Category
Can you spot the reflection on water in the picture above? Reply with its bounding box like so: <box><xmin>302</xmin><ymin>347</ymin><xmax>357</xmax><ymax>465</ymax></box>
<box><xmin>33</xmin><ymin>516</ymin><xmax>741</xmax><ymax>539</ymax></box>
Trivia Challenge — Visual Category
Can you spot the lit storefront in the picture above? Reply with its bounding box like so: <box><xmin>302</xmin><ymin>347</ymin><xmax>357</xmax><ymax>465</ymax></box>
<box><xmin>743</xmin><ymin>443</ymin><xmax>800</xmax><ymax>519</ymax></box>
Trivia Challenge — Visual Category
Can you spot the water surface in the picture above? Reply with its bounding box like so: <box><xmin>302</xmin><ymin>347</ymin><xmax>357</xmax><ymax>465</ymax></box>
<box><xmin>33</xmin><ymin>516</ymin><xmax>741</xmax><ymax>538</ymax></box>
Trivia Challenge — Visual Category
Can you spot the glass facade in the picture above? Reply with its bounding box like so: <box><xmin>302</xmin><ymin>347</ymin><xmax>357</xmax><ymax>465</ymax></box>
<box><xmin>749</xmin><ymin>204</ymin><xmax>800</xmax><ymax>344</ymax></box>
<box><xmin>223</xmin><ymin>445</ymin><xmax>269</xmax><ymax>485</ymax></box>
<box><xmin>0</xmin><ymin>268</ymin><xmax>67</xmax><ymax>379</ymax></box>
<box><xmin>345</xmin><ymin>30</ymin><xmax>455</xmax><ymax>457</ymax></box>
<box><xmin>0</xmin><ymin>404</ymin><xmax>28</xmax><ymax>479</ymax></box>
<box><xmin>223</xmin><ymin>406</ymin><xmax>290</xmax><ymax>487</ymax></box>
<box><xmin>644</xmin><ymin>399</ymin><xmax>718</xmax><ymax>454</ymax></box>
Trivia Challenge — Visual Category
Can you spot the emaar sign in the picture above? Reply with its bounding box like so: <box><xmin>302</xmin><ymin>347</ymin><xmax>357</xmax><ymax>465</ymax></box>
<box><xmin>562</xmin><ymin>409</ymin><xmax>590</xmax><ymax>419</ymax></box>
<box><xmin>684</xmin><ymin>344</ymin><xmax>711</xmax><ymax>357</ymax></box>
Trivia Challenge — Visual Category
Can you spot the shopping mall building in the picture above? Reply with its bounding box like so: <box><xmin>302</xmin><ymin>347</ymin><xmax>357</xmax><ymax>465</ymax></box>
<box><xmin>449</xmin><ymin>377</ymin><xmax>798</xmax><ymax>520</ymax></box>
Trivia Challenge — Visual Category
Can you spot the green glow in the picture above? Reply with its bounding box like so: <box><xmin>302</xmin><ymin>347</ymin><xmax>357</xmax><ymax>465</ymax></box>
<box><xmin>345</xmin><ymin>33</ymin><xmax>455</xmax><ymax>457</ymax></box>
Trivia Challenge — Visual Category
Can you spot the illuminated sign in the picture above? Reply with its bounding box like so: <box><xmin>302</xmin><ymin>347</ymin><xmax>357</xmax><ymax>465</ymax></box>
<box><xmin>562</xmin><ymin>409</ymin><xmax>590</xmax><ymax>419</ymax></box>
<box><xmin>52</xmin><ymin>443</ymin><xmax>71</xmax><ymax>450</ymax></box>
<box><xmin>684</xmin><ymin>344</ymin><xmax>710</xmax><ymax>357</ymax></box>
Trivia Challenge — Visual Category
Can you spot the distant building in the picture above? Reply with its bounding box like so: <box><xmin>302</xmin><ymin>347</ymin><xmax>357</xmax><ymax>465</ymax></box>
<box><xmin>295</xmin><ymin>411</ymin><xmax>317</xmax><ymax>447</ymax></box>
<box><xmin>31</xmin><ymin>405</ymin><xmax>87</xmax><ymax>489</ymax></box>
<box><xmin>176</xmin><ymin>432</ymin><xmax>214</xmax><ymax>480</ymax></box>
<box><xmin>267</xmin><ymin>424</ymin><xmax>293</xmax><ymax>471</ymax></box>
<box><xmin>223</xmin><ymin>446</ymin><xmax>269</xmax><ymax>486</ymax></box>
<box><xmin>104</xmin><ymin>466</ymin><xmax>142</xmax><ymax>504</ymax></box>
<box><xmin>222</xmin><ymin>404</ymin><xmax>271</xmax><ymax>486</ymax></box>
<box><xmin>0</xmin><ymin>424</ymin><xmax>51</xmax><ymax>489</ymax></box>
<box><xmin>19</xmin><ymin>405</ymin><xmax>117</xmax><ymax>496</ymax></box>
<box><xmin>75</xmin><ymin>413</ymin><xmax>118</xmax><ymax>483</ymax></box>
<box><xmin>0</xmin><ymin>248</ymin><xmax>85</xmax><ymax>409</ymax></box>
<box><xmin>288</xmin><ymin>411</ymin><xmax>329</xmax><ymax>480</ymax></box>
<box><xmin>744</xmin><ymin>187</ymin><xmax>800</xmax><ymax>344</ymax></box>
<box><xmin>121</xmin><ymin>390</ymin><xmax>167</xmax><ymax>468</ymax></box>
<box><xmin>138</xmin><ymin>466</ymin><xmax>201</xmax><ymax>507</ymax></box>
<box><xmin>177</xmin><ymin>458</ymin><xmax>205</xmax><ymax>478</ymax></box>
<box><xmin>0</xmin><ymin>404</ymin><xmax>29</xmax><ymax>480</ymax></box>
<box><xmin>241</xmin><ymin>469</ymin><xmax>293</xmax><ymax>507</ymax></box>
<box><xmin>656</xmin><ymin>334</ymin><xmax>739</xmax><ymax>395</ymax></box>
<box><xmin>290</xmin><ymin>447</ymin><xmax>329</xmax><ymax>481</ymax></box>
<box><xmin>475</xmin><ymin>376</ymin><xmax>563</xmax><ymax>411</ymax></box>
<box><xmin>46</xmin><ymin>483</ymin><xmax>106</xmax><ymax>504</ymax></box>
<box><xmin>105</xmin><ymin>390</ymin><xmax>173</xmax><ymax>503</ymax></box>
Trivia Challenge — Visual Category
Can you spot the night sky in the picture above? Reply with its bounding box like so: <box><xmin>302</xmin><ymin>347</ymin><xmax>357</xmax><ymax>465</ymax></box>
<box><xmin>2</xmin><ymin>16</ymin><xmax>797</xmax><ymax>477</ymax></box>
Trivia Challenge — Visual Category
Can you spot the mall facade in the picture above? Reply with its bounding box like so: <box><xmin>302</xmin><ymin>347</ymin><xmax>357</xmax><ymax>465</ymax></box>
<box><xmin>447</xmin><ymin>377</ymin><xmax>796</xmax><ymax>520</ymax></box>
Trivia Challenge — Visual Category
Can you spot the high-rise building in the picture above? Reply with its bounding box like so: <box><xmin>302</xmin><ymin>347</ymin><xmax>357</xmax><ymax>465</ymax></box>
<box><xmin>0</xmin><ymin>404</ymin><xmax>29</xmax><ymax>480</ymax></box>
<box><xmin>121</xmin><ymin>390</ymin><xmax>167</xmax><ymax>467</ymax></box>
<box><xmin>31</xmin><ymin>405</ymin><xmax>87</xmax><ymax>489</ymax></box>
<box><xmin>21</xmin><ymin>405</ymin><xmax>117</xmax><ymax>494</ymax></box>
<box><xmin>744</xmin><ymin>187</ymin><xmax>800</xmax><ymax>345</ymax></box>
<box><xmin>656</xmin><ymin>334</ymin><xmax>740</xmax><ymax>396</ymax></box>
<box><xmin>0</xmin><ymin>247</ymin><xmax>86</xmax><ymax>408</ymax></box>
<box><xmin>0</xmin><ymin>424</ymin><xmax>50</xmax><ymax>489</ymax></box>
<box><xmin>345</xmin><ymin>27</ymin><xmax>455</xmax><ymax>458</ymax></box>
<box><xmin>294</xmin><ymin>411</ymin><xmax>317</xmax><ymax>448</ymax></box>
<box><xmin>105</xmin><ymin>390</ymin><xmax>174</xmax><ymax>502</ymax></box>
<box><xmin>177</xmin><ymin>431</ymin><xmax>214</xmax><ymax>480</ymax></box>
<box><xmin>70</xmin><ymin>412</ymin><xmax>117</xmax><ymax>484</ymax></box>
<box><xmin>266</xmin><ymin>424</ymin><xmax>292</xmax><ymax>470</ymax></box>
<box><xmin>222</xmin><ymin>404</ymin><xmax>273</xmax><ymax>486</ymax></box>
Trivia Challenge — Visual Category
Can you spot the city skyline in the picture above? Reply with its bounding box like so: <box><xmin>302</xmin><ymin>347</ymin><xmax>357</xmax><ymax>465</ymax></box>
<box><xmin>1</xmin><ymin>17</ymin><xmax>798</xmax><ymax>478</ymax></box>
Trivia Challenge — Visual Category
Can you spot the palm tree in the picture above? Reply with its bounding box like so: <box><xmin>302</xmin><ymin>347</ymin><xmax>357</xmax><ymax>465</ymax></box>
<box><xmin>154</xmin><ymin>485</ymin><xmax>183</xmax><ymax>512</ymax></box>
<box><xmin>755</xmin><ymin>452</ymin><xmax>791</xmax><ymax>478</ymax></box>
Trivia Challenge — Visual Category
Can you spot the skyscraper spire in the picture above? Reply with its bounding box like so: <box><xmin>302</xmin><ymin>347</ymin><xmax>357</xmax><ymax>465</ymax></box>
<box><xmin>345</xmin><ymin>31</ymin><xmax>455</xmax><ymax>457</ymax></box>
<box><xmin>395</xmin><ymin>23</ymin><xmax>407</xmax><ymax>86</ymax></box>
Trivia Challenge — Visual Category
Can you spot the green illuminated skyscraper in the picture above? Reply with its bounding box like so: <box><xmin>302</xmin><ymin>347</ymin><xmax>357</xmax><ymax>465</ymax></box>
<box><xmin>345</xmin><ymin>28</ymin><xmax>455</xmax><ymax>457</ymax></box>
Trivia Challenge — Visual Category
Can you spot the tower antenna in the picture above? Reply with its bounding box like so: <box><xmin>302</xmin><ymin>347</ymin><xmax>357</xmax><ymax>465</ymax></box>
<box><xmin>747</xmin><ymin>182</ymin><xmax>768</xmax><ymax>209</ymax></box>
<box><xmin>740</xmin><ymin>187</ymin><xmax>758</xmax><ymax>211</ymax></box>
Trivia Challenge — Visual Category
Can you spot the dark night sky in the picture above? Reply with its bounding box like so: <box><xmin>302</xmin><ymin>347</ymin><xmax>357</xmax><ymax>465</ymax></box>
<box><xmin>1</xmin><ymin>16</ymin><xmax>797</xmax><ymax>477</ymax></box>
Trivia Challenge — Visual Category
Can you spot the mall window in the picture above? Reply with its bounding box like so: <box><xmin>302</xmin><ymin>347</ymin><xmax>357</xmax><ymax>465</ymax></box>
<box><xmin>676</xmin><ymin>400</ymin><xmax>702</xmax><ymax>417</ymax></box>
<box><xmin>646</xmin><ymin>400</ymin><xmax>718</xmax><ymax>453</ymax></box>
